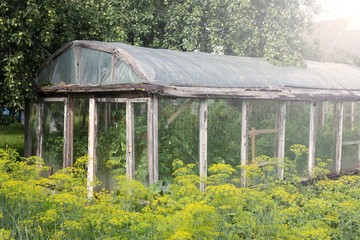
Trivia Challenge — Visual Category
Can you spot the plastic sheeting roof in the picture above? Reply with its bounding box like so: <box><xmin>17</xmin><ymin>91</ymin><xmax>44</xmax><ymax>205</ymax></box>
<box><xmin>37</xmin><ymin>40</ymin><xmax>360</xmax><ymax>100</ymax></box>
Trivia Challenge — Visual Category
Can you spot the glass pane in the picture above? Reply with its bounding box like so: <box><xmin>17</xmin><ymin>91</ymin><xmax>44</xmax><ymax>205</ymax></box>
<box><xmin>73</xmin><ymin>98</ymin><xmax>89</xmax><ymax>161</ymax></box>
<box><xmin>42</xmin><ymin>101</ymin><xmax>64</xmax><ymax>171</ymax></box>
<box><xmin>342</xmin><ymin>102</ymin><xmax>360</xmax><ymax>172</ymax></box>
<box><xmin>208</xmin><ymin>99</ymin><xmax>241</xmax><ymax>167</ymax></box>
<box><xmin>285</xmin><ymin>102</ymin><xmax>310</xmax><ymax>177</ymax></box>
<box><xmin>134</xmin><ymin>103</ymin><xmax>148</xmax><ymax>183</ymax></box>
<box><xmin>159</xmin><ymin>98</ymin><xmax>199</xmax><ymax>183</ymax></box>
<box><xmin>96</xmin><ymin>102</ymin><xmax>126</xmax><ymax>190</ymax></box>
<box><xmin>316</xmin><ymin>102</ymin><xmax>337</xmax><ymax>174</ymax></box>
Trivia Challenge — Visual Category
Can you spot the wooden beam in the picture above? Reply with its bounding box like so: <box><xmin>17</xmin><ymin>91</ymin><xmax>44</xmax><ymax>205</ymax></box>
<box><xmin>36</xmin><ymin>102</ymin><xmax>44</xmax><ymax>158</ymax></box>
<box><xmin>335</xmin><ymin>102</ymin><xmax>344</xmax><ymax>174</ymax></box>
<box><xmin>165</xmin><ymin>99</ymin><xmax>194</xmax><ymax>129</ymax></box>
<box><xmin>87</xmin><ymin>98</ymin><xmax>97</xmax><ymax>199</ymax></box>
<box><xmin>308</xmin><ymin>102</ymin><xmax>317</xmax><ymax>177</ymax></box>
<box><xmin>199</xmin><ymin>99</ymin><xmax>208</xmax><ymax>192</ymax></box>
<box><xmin>24</xmin><ymin>101</ymin><xmax>32</xmax><ymax>157</ymax></box>
<box><xmin>126</xmin><ymin>100</ymin><xmax>135</xmax><ymax>180</ymax></box>
<box><xmin>241</xmin><ymin>100</ymin><xmax>249</xmax><ymax>186</ymax></box>
<box><xmin>277</xmin><ymin>101</ymin><xmax>287</xmax><ymax>180</ymax></box>
<box><xmin>148</xmin><ymin>95</ymin><xmax>159</xmax><ymax>184</ymax></box>
<box><xmin>63</xmin><ymin>97</ymin><xmax>74</xmax><ymax>168</ymax></box>
<box><xmin>251</xmin><ymin>128</ymin><xmax>256</xmax><ymax>161</ymax></box>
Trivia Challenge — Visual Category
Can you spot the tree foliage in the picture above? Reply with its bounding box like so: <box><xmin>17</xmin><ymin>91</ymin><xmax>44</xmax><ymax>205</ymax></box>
<box><xmin>0</xmin><ymin>0</ymin><xmax>317</xmax><ymax>109</ymax></box>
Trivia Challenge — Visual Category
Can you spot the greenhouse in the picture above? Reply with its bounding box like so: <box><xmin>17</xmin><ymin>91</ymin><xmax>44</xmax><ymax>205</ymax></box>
<box><xmin>25</xmin><ymin>40</ymin><xmax>360</xmax><ymax>197</ymax></box>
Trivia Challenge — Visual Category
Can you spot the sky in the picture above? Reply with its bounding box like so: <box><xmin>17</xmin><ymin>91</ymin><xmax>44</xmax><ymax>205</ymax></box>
<box><xmin>316</xmin><ymin>0</ymin><xmax>360</xmax><ymax>21</ymax></box>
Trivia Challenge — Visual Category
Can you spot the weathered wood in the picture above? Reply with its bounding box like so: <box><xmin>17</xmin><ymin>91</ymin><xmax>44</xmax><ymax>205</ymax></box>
<box><xmin>87</xmin><ymin>98</ymin><xmax>97</xmax><ymax>199</ymax></box>
<box><xmin>126</xmin><ymin>100</ymin><xmax>135</xmax><ymax>179</ymax></box>
<box><xmin>249</xmin><ymin>128</ymin><xmax>279</xmax><ymax>135</ymax></box>
<box><xmin>308</xmin><ymin>102</ymin><xmax>317</xmax><ymax>177</ymax></box>
<box><xmin>148</xmin><ymin>95</ymin><xmax>159</xmax><ymax>184</ymax></box>
<box><xmin>335</xmin><ymin>102</ymin><xmax>344</xmax><ymax>174</ymax></box>
<box><xmin>36</xmin><ymin>102</ymin><xmax>44</xmax><ymax>158</ymax></box>
<box><xmin>24</xmin><ymin>101</ymin><xmax>32</xmax><ymax>157</ymax></box>
<box><xmin>63</xmin><ymin>97</ymin><xmax>74</xmax><ymax>168</ymax></box>
<box><xmin>165</xmin><ymin>99</ymin><xmax>194</xmax><ymax>129</ymax></box>
<box><xmin>351</xmin><ymin>102</ymin><xmax>355</xmax><ymax>131</ymax></box>
<box><xmin>277</xmin><ymin>101</ymin><xmax>287</xmax><ymax>180</ymax></box>
<box><xmin>38</xmin><ymin>83</ymin><xmax>360</xmax><ymax>102</ymax></box>
<box><xmin>241</xmin><ymin>101</ymin><xmax>249</xmax><ymax>186</ymax></box>
<box><xmin>97</xmin><ymin>97</ymin><xmax>149</xmax><ymax>103</ymax></box>
<box><xmin>343</xmin><ymin>140</ymin><xmax>360</xmax><ymax>145</ymax></box>
<box><xmin>199</xmin><ymin>99</ymin><xmax>208</xmax><ymax>192</ymax></box>
<box><xmin>251</xmin><ymin>128</ymin><xmax>256</xmax><ymax>161</ymax></box>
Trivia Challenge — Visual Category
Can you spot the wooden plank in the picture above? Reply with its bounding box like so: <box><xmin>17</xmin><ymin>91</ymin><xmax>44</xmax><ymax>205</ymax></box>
<box><xmin>24</xmin><ymin>101</ymin><xmax>32</xmax><ymax>157</ymax></box>
<box><xmin>126</xmin><ymin>100</ymin><xmax>135</xmax><ymax>180</ymax></box>
<box><xmin>342</xmin><ymin>140</ymin><xmax>360</xmax><ymax>145</ymax></box>
<box><xmin>277</xmin><ymin>101</ymin><xmax>287</xmax><ymax>180</ymax></box>
<box><xmin>249</xmin><ymin>128</ymin><xmax>279</xmax><ymax>135</ymax></box>
<box><xmin>87</xmin><ymin>98</ymin><xmax>97</xmax><ymax>199</ymax></box>
<box><xmin>251</xmin><ymin>128</ymin><xmax>256</xmax><ymax>161</ymax></box>
<box><xmin>165</xmin><ymin>99</ymin><xmax>194</xmax><ymax>129</ymax></box>
<box><xmin>153</xmin><ymin>96</ymin><xmax>159</xmax><ymax>182</ymax></box>
<box><xmin>241</xmin><ymin>100</ymin><xmax>249</xmax><ymax>186</ymax></box>
<box><xmin>36</xmin><ymin>102</ymin><xmax>44</xmax><ymax>158</ymax></box>
<box><xmin>308</xmin><ymin>102</ymin><xmax>317</xmax><ymax>177</ymax></box>
<box><xmin>97</xmin><ymin>97</ymin><xmax>149</xmax><ymax>103</ymax></box>
<box><xmin>351</xmin><ymin>102</ymin><xmax>355</xmax><ymax>131</ymax></box>
<box><xmin>335</xmin><ymin>102</ymin><xmax>344</xmax><ymax>174</ymax></box>
<box><xmin>63</xmin><ymin>97</ymin><xmax>74</xmax><ymax>168</ymax></box>
<box><xmin>199</xmin><ymin>99</ymin><xmax>208</xmax><ymax>192</ymax></box>
<box><xmin>147</xmin><ymin>95</ymin><xmax>159</xmax><ymax>184</ymax></box>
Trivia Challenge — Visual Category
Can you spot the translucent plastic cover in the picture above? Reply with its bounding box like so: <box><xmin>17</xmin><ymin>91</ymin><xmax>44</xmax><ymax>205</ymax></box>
<box><xmin>37</xmin><ymin>41</ymin><xmax>360</xmax><ymax>91</ymax></box>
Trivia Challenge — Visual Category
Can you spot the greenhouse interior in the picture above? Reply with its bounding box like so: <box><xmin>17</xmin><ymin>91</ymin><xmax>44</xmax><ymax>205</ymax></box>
<box><xmin>25</xmin><ymin>40</ymin><xmax>360</xmax><ymax>197</ymax></box>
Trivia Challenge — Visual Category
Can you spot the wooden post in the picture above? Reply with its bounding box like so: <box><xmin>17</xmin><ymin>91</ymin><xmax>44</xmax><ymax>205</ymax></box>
<box><xmin>351</xmin><ymin>102</ymin><xmax>355</xmax><ymax>131</ymax></box>
<box><xmin>241</xmin><ymin>101</ymin><xmax>249</xmax><ymax>186</ymax></box>
<box><xmin>24</xmin><ymin>101</ymin><xmax>32</xmax><ymax>157</ymax></box>
<box><xmin>148</xmin><ymin>95</ymin><xmax>159</xmax><ymax>184</ymax></box>
<box><xmin>335</xmin><ymin>102</ymin><xmax>344</xmax><ymax>174</ymax></box>
<box><xmin>277</xmin><ymin>101</ymin><xmax>287</xmax><ymax>180</ymax></box>
<box><xmin>199</xmin><ymin>99</ymin><xmax>208</xmax><ymax>192</ymax></box>
<box><xmin>63</xmin><ymin>97</ymin><xmax>74</xmax><ymax>168</ymax></box>
<box><xmin>36</xmin><ymin>102</ymin><xmax>44</xmax><ymax>158</ymax></box>
<box><xmin>308</xmin><ymin>102</ymin><xmax>317</xmax><ymax>177</ymax></box>
<box><xmin>126</xmin><ymin>100</ymin><xmax>135</xmax><ymax>180</ymax></box>
<box><xmin>251</xmin><ymin>128</ymin><xmax>256</xmax><ymax>161</ymax></box>
<box><xmin>87</xmin><ymin>98</ymin><xmax>97</xmax><ymax>199</ymax></box>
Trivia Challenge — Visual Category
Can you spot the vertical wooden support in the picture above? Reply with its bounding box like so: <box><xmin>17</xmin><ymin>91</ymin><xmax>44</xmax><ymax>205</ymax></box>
<box><xmin>24</xmin><ymin>101</ymin><xmax>32</xmax><ymax>157</ymax></box>
<box><xmin>199</xmin><ymin>99</ymin><xmax>208</xmax><ymax>192</ymax></box>
<box><xmin>277</xmin><ymin>101</ymin><xmax>287</xmax><ymax>180</ymax></box>
<box><xmin>63</xmin><ymin>97</ymin><xmax>74</xmax><ymax>168</ymax></box>
<box><xmin>87</xmin><ymin>98</ymin><xmax>97</xmax><ymax>199</ymax></box>
<box><xmin>126</xmin><ymin>100</ymin><xmax>135</xmax><ymax>180</ymax></box>
<box><xmin>308</xmin><ymin>102</ymin><xmax>317</xmax><ymax>177</ymax></box>
<box><xmin>36</xmin><ymin>102</ymin><xmax>44</xmax><ymax>158</ymax></box>
<box><xmin>251</xmin><ymin>128</ymin><xmax>256</xmax><ymax>161</ymax></box>
<box><xmin>148</xmin><ymin>95</ymin><xmax>159</xmax><ymax>184</ymax></box>
<box><xmin>335</xmin><ymin>102</ymin><xmax>344</xmax><ymax>174</ymax></box>
<box><xmin>241</xmin><ymin>101</ymin><xmax>249</xmax><ymax>186</ymax></box>
<box><xmin>351</xmin><ymin>102</ymin><xmax>355</xmax><ymax>131</ymax></box>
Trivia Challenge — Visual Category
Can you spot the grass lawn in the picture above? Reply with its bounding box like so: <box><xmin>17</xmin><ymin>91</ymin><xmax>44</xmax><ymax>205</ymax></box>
<box><xmin>0</xmin><ymin>123</ymin><xmax>24</xmax><ymax>156</ymax></box>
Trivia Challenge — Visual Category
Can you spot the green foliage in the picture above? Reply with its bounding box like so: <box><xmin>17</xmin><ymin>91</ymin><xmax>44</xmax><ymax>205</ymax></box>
<box><xmin>2</xmin><ymin>148</ymin><xmax>360</xmax><ymax>239</ymax></box>
<box><xmin>1</xmin><ymin>0</ymin><xmax>317</xmax><ymax>110</ymax></box>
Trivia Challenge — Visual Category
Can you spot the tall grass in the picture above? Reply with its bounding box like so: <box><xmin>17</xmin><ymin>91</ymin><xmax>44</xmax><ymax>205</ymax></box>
<box><xmin>0</xmin><ymin>124</ymin><xmax>24</xmax><ymax>156</ymax></box>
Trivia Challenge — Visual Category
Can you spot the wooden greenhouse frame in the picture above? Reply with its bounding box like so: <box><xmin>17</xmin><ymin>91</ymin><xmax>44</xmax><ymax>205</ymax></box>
<box><xmin>25</xmin><ymin>41</ymin><xmax>360</xmax><ymax>197</ymax></box>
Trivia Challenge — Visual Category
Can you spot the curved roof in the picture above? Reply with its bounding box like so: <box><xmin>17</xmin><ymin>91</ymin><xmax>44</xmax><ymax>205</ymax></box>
<box><xmin>37</xmin><ymin>40</ymin><xmax>360</xmax><ymax>100</ymax></box>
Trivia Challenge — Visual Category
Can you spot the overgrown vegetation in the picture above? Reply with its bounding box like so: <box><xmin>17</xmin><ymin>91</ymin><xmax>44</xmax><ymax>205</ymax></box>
<box><xmin>1</xmin><ymin>147</ymin><xmax>360</xmax><ymax>239</ymax></box>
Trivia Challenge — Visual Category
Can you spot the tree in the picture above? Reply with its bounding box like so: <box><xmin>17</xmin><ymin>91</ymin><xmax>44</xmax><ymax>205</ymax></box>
<box><xmin>0</xmin><ymin>0</ymin><xmax>318</xmax><ymax>110</ymax></box>
<box><xmin>0</xmin><ymin>0</ymin><xmax>116</xmax><ymax>109</ymax></box>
